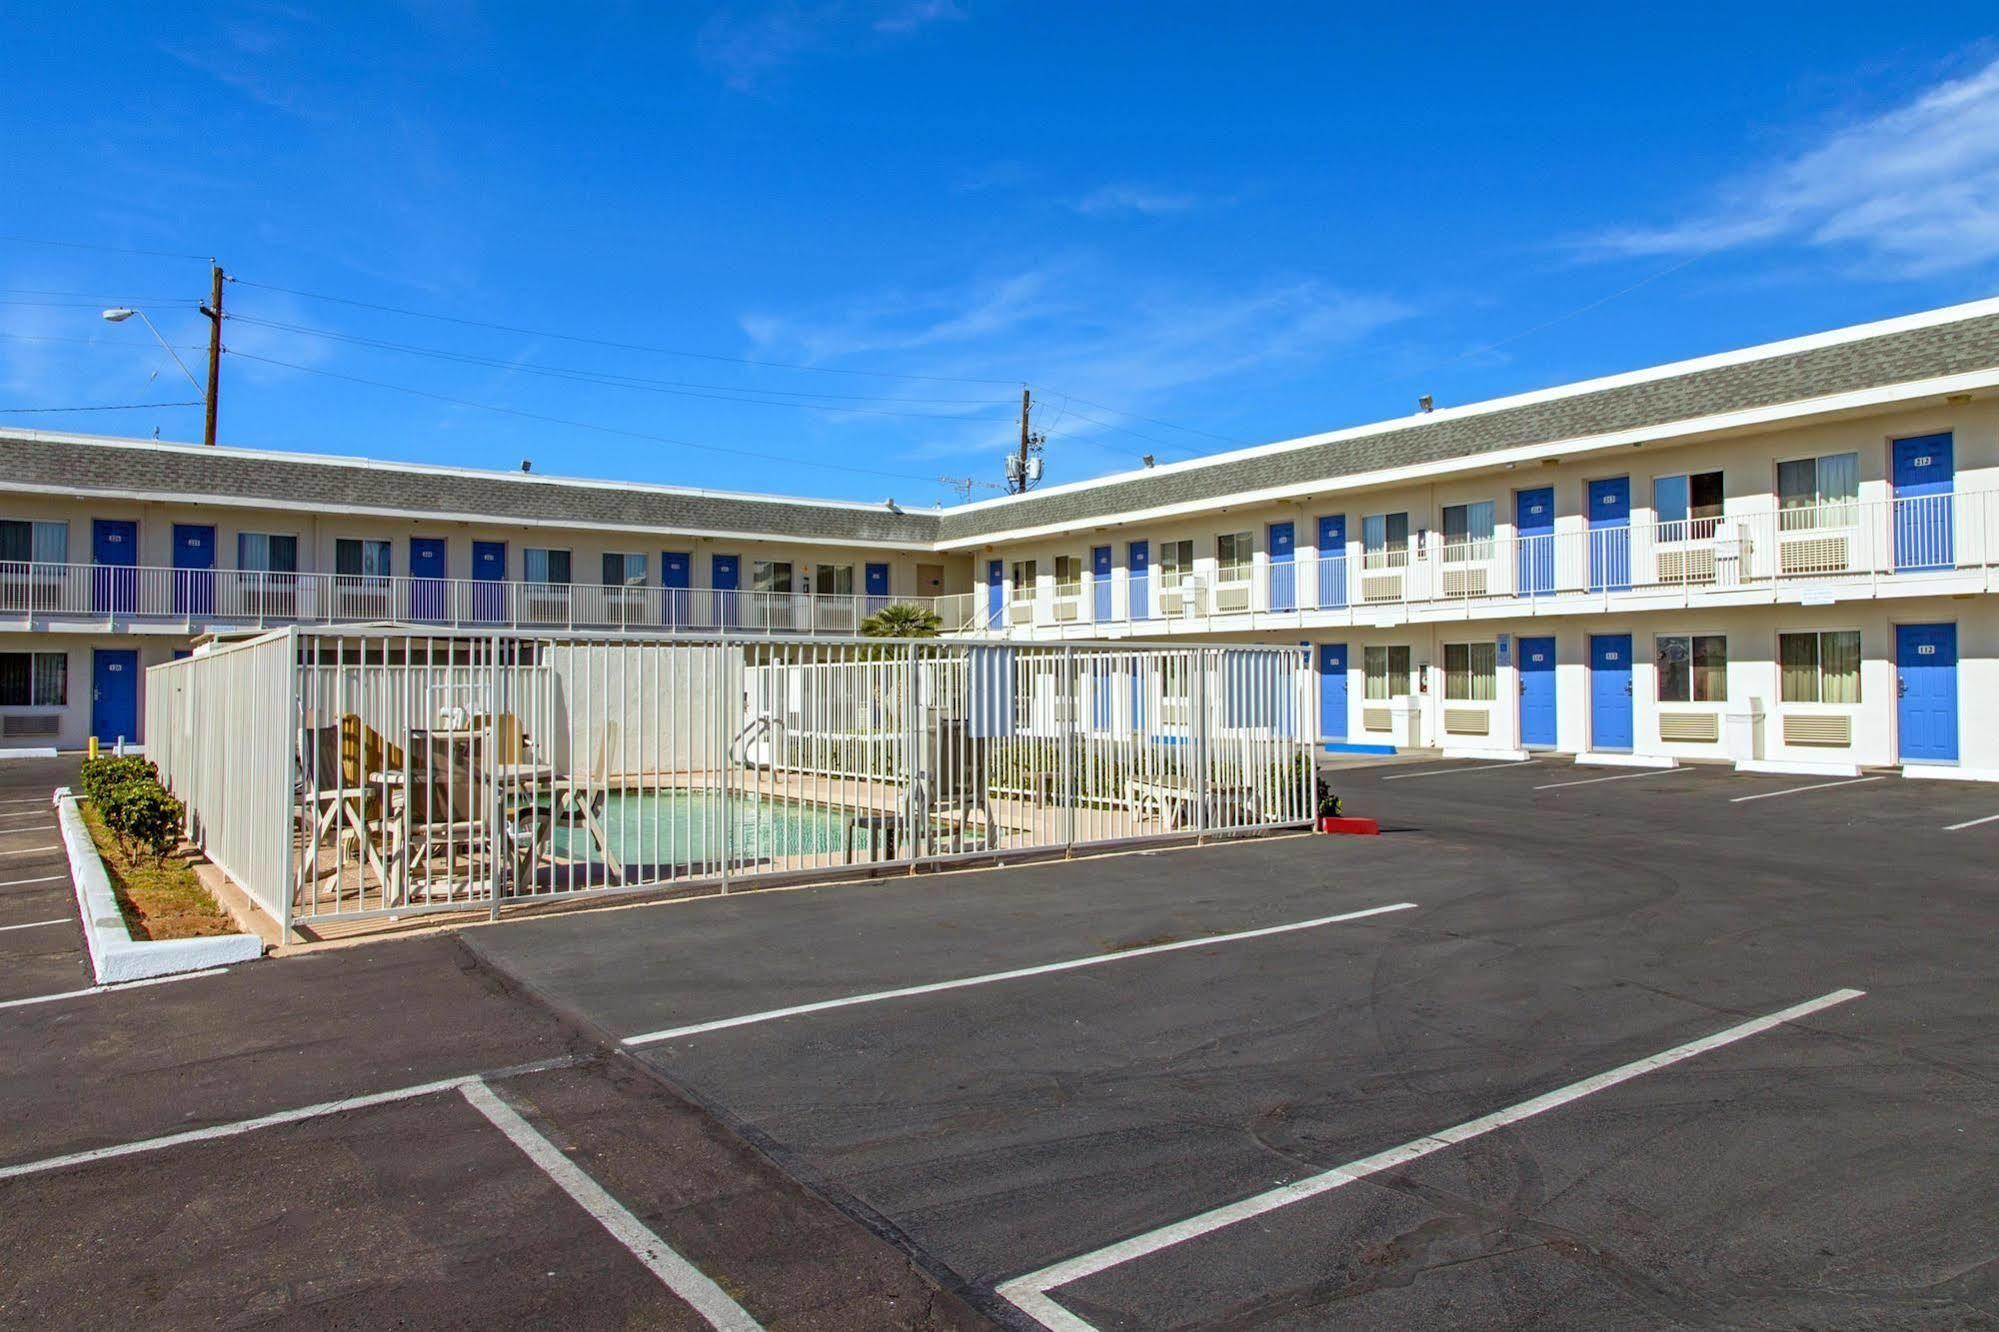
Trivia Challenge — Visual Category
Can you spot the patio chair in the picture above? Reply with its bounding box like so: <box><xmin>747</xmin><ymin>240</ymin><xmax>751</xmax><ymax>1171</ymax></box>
<box><xmin>300</xmin><ymin>714</ymin><xmax>401</xmax><ymax>889</ymax></box>
<box><xmin>514</xmin><ymin>719</ymin><xmax>624</xmax><ymax>887</ymax></box>
<box><xmin>396</xmin><ymin>730</ymin><xmax>499</xmax><ymax>901</ymax></box>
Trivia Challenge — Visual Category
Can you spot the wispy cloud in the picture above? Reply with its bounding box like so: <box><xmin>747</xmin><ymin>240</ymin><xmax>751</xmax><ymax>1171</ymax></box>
<box><xmin>874</xmin><ymin>0</ymin><xmax>964</xmax><ymax>34</ymax></box>
<box><xmin>740</xmin><ymin>263</ymin><xmax>1411</xmax><ymax>476</ymax></box>
<box><xmin>699</xmin><ymin>1</ymin><xmax>965</xmax><ymax>92</ymax></box>
<box><xmin>1073</xmin><ymin>182</ymin><xmax>1211</xmax><ymax>217</ymax></box>
<box><xmin>1583</xmin><ymin>54</ymin><xmax>1999</xmax><ymax>276</ymax></box>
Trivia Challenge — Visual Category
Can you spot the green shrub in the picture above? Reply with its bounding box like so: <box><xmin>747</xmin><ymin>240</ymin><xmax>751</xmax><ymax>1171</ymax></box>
<box><xmin>79</xmin><ymin>754</ymin><xmax>158</xmax><ymax>805</ymax></box>
<box><xmin>98</xmin><ymin>778</ymin><xmax>185</xmax><ymax>863</ymax></box>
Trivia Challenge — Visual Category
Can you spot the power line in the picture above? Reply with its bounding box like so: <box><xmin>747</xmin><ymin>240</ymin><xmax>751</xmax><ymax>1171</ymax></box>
<box><xmin>225</xmin><ymin>312</ymin><xmax>1017</xmax><ymax>419</ymax></box>
<box><xmin>0</xmin><ymin>235</ymin><xmax>212</xmax><ymax>262</ymax></box>
<box><xmin>1034</xmin><ymin>386</ymin><xmax>1247</xmax><ymax>447</ymax></box>
<box><xmin>223</xmin><ymin>348</ymin><xmax>948</xmax><ymax>486</ymax></box>
<box><xmin>0</xmin><ymin>401</ymin><xmax>203</xmax><ymax>414</ymax></box>
<box><xmin>231</xmin><ymin>276</ymin><xmax>1024</xmax><ymax>386</ymax></box>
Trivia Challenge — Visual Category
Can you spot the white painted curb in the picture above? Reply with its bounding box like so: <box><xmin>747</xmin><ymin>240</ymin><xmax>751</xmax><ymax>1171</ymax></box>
<box><xmin>1902</xmin><ymin>764</ymin><xmax>1999</xmax><ymax>784</ymax></box>
<box><xmin>1735</xmin><ymin>758</ymin><xmax>1864</xmax><ymax>779</ymax></box>
<box><xmin>1574</xmin><ymin>752</ymin><xmax>1678</xmax><ymax>769</ymax></box>
<box><xmin>52</xmin><ymin>787</ymin><xmax>263</xmax><ymax>984</ymax></box>
<box><xmin>0</xmin><ymin>748</ymin><xmax>59</xmax><ymax>761</ymax></box>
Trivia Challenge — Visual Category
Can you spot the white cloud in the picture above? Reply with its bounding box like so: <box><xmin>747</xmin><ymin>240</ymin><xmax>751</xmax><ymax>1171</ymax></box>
<box><xmin>874</xmin><ymin>0</ymin><xmax>964</xmax><ymax>34</ymax></box>
<box><xmin>1586</xmin><ymin>55</ymin><xmax>1999</xmax><ymax>275</ymax></box>
<box><xmin>1073</xmin><ymin>183</ymin><xmax>1208</xmax><ymax>217</ymax></box>
<box><xmin>739</xmin><ymin>264</ymin><xmax>1411</xmax><ymax>476</ymax></box>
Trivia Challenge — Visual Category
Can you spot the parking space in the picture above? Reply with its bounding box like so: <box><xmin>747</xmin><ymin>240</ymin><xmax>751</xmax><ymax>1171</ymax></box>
<box><xmin>459</xmin><ymin>806</ymin><xmax>1998</xmax><ymax>1330</ymax></box>
<box><xmin>0</xmin><ymin>760</ymin><xmax>88</xmax><ymax>1002</ymax></box>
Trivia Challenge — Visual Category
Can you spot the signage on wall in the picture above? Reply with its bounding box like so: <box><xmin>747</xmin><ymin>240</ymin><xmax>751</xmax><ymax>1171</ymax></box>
<box><xmin>1496</xmin><ymin>633</ymin><xmax>1511</xmax><ymax>667</ymax></box>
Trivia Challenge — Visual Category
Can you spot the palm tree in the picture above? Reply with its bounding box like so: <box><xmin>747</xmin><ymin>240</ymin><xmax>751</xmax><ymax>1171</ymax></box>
<box><xmin>860</xmin><ymin>601</ymin><xmax>943</xmax><ymax>638</ymax></box>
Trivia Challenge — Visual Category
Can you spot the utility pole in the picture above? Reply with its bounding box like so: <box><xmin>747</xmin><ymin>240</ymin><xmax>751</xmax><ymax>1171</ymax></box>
<box><xmin>200</xmin><ymin>263</ymin><xmax>223</xmax><ymax>446</ymax></box>
<box><xmin>1005</xmin><ymin>386</ymin><xmax>1044</xmax><ymax>494</ymax></box>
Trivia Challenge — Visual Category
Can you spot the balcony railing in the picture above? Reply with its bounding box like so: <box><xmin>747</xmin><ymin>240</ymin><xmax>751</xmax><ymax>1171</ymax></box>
<box><xmin>984</xmin><ymin>492</ymin><xmax>1998</xmax><ymax>633</ymax></box>
<box><xmin>0</xmin><ymin>563</ymin><xmax>978</xmax><ymax>637</ymax></box>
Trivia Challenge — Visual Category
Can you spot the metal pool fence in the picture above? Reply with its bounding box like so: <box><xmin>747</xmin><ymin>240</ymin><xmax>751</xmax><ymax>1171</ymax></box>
<box><xmin>147</xmin><ymin>627</ymin><xmax>1314</xmax><ymax>934</ymax></box>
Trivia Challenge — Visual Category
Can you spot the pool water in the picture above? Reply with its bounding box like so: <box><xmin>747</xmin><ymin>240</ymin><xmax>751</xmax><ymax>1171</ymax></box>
<box><xmin>548</xmin><ymin>790</ymin><xmax>851</xmax><ymax>867</ymax></box>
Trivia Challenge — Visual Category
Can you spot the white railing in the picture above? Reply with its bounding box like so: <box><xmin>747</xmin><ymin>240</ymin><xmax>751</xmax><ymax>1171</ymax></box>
<box><xmin>0</xmin><ymin>562</ymin><xmax>971</xmax><ymax>636</ymax></box>
<box><xmin>985</xmin><ymin>492</ymin><xmax>1997</xmax><ymax>632</ymax></box>
<box><xmin>147</xmin><ymin>629</ymin><xmax>1314</xmax><ymax>931</ymax></box>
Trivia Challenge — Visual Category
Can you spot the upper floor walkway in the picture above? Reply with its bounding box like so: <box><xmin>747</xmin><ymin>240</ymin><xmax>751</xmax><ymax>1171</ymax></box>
<box><xmin>981</xmin><ymin>491</ymin><xmax>1999</xmax><ymax>638</ymax></box>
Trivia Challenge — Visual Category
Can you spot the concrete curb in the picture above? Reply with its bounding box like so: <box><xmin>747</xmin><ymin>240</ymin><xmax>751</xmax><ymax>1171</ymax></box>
<box><xmin>52</xmin><ymin>787</ymin><xmax>263</xmax><ymax>984</ymax></box>
<box><xmin>0</xmin><ymin>748</ymin><xmax>60</xmax><ymax>761</ymax></box>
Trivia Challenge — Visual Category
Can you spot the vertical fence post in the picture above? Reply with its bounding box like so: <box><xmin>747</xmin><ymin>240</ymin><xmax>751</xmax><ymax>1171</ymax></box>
<box><xmin>1062</xmin><ymin>644</ymin><xmax>1076</xmax><ymax>855</ymax></box>
<box><xmin>488</xmin><ymin>631</ymin><xmax>504</xmax><ymax>921</ymax></box>
<box><xmin>903</xmin><ymin>638</ymin><xmax>921</xmax><ymax>871</ymax></box>
<box><xmin>719</xmin><ymin>640</ymin><xmax>733</xmax><ymax>895</ymax></box>
<box><xmin>1193</xmin><ymin>648</ymin><xmax>1211</xmax><ymax>842</ymax></box>
<box><xmin>280</xmin><ymin>624</ymin><xmax>300</xmax><ymax>944</ymax></box>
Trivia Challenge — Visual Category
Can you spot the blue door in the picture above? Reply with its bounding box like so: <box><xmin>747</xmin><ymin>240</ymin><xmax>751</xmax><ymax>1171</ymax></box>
<box><xmin>409</xmin><ymin>537</ymin><xmax>447</xmax><ymax>621</ymax></box>
<box><xmin>171</xmin><ymin>523</ymin><xmax>215</xmax><ymax>616</ymax></box>
<box><xmin>1317</xmin><ymin>643</ymin><xmax>1348</xmax><ymax>741</ymax></box>
<box><xmin>91</xmin><ymin>519</ymin><xmax>138</xmax><ymax>615</ymax></box>
<box><xmin>1519</xmin><ymin>635</ymin><xmax>1557</xmax><ymax>748</ymax></box>
<box><xmin>472</xmin><ymin>541</ymin><xmax>507</xmax><ymax>622</ymax></box>
<box><xmin>864</xmin><ymin>562</ymin><xmax>890</xmax><ymax>614</ymax></box>
<box><xmin>1316</xmin><ymin>515</ymin><xmax>1346</xmax><ymax>608</ymax></box>
<box><xmin>1091</xmin><ymin>546</ymin><xmax>1112</xmax><ymax>621</ymax></box>
<box><xmin>986</xmin><ymin>559</ymin><xmax>1004</xmax><ymax>628</ymax></box>
<box><xmin>92</xmin><ymin>648</ymin><xmax>139</xmax><ymax>746</ymax></box>
<box><xmin>1892</xmin><ymin>433</ymin><xmax>1954</xmax><ymax>571</ymax></box>
<box><xmin>1127</xmin><ymin>541</ymin><xmax>1149</xmax><ymax>620</ymax></box>
<box><xmin>712</xmin><ymin>554</ymin><xmax>740</xmax><ymax>627</ymax></box>
<box><xmin>1267</xmin><ymin>521</ymin><xmax>1296</xmax><ymax>611</ymax></box>
<box><xmin>660</xmin><ymin>551</ymin><xmax>691</xmax><ymax>625</ymax></box>
<box><xmin>1897</xmin><ymin>622</ymin><xmax>1958</xmax><ymax>762</ymax></box>
<box><xmin>1588</xmin><ymin>633</ymin><xmax>1633</xmax><ymax>750</ymax></box>
<box><xmin>1515</xmin><ymin>488</ymin><xmax>1554</xmax><ymax>596</ymax></box>
<box><xmin>1587</xmin><ymin>478</ymin><xmax>1630</xmax><ymax>591</ymax></box>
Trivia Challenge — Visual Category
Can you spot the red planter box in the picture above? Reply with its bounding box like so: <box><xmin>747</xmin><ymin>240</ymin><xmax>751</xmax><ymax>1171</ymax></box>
<box><xmin>1317</xmin><ymin>816</ymin><xmax>1380</xmax><ymax>835</ymax></box>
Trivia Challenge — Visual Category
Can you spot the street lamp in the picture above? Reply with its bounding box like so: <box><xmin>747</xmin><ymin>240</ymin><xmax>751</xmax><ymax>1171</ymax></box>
<box><xmin>101</xmin><ymin>306</ymin><xmax>205</xmax><ymax>398</ymax></box>
<box><xmin>102</xmin><ymin>260</ymin><xmax>224</xmax><ymax>446</ymax></box>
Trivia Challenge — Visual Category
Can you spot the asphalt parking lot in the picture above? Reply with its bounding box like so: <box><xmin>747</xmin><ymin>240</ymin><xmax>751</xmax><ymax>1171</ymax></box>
<box><xmin>2</xmin><ymin>754</ymin><xmax>1994</xmax><ymax>1328</ymax></box>
<box><xmin>0</xmin><ymin>758</ymin><xmax>91</xmax><ymax>1006</ymax></box>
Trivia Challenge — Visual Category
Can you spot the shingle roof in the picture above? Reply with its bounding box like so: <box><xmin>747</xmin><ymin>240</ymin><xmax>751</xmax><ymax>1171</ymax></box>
<box><xmin>936</xmin><ymin>307</ymin><xmax>1999</xmax><ymax>541</ymax></box>
<box><xmin>0</xmin><ymin>434</ymin><xmax>944</xmax><ymax>545</ymax></box>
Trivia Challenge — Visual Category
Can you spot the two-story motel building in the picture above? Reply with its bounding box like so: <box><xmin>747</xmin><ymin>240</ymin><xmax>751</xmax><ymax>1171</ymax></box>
<box><xmin>4</xmin><ymin>295</ymin><xmax>1997</xmax><ymax>779</ymax></box>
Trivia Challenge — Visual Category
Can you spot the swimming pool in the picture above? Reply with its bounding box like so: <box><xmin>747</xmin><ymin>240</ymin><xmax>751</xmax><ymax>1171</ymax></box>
<box><xmin>548</xmin><ymin>790</ymin><xmax>851</xmax><ymax>867</ymax></box>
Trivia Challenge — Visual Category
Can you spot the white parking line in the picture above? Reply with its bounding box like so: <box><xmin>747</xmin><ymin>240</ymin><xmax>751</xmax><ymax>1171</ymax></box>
<box><xmin>0</xmin><ymin>1055</ymin><xmax>581</xmax><ymax>1182</ymax></box>
<box><xmin>462</xmin><ymin>1080</ymin><xmax>764</xmax><ymax>1330</ymax></box>
<box><xmin>1730</xmin><ymin>776</ymin><xmax>1884</xmax><ymax>804</ymax></box>
<box><xmin>0</xmin><ymin>918</ymin><xmax>67</xmax><ymax>934</ymax></box>
<box><xmin>0</xmin><ymin>798</ymin><xmax>51</xmax><ymax>808</ymax></box>
<box><xmin>1944</xmin><ymin>812</ymin><xmax>1999</xmax><ymax>832</ymax></box>
<box><xmin>0</xmin><ymin>874</ymin><xmax>65</xmax><ymax>891</ymax></box>
<box><xmin>997</xmin><ymin>987</ymin><xmax>1866</xmax><ymax>1330</ymax></box>
<box><xmin>0</xmin><ymin>810</ymin><xmax>49</xmax><ymax>821</ymax></box>
<box><xmin>0</xmin><ymin>844</ymin><xmax>61</xmax><ymax>858</ymax></box>
<box><xmin>624</xmin><ymin>902</ymin><xmax>1419</xmax><ymax>1047</ymax></box>
<box><xmin>1533</xmin><ymin>767</ymin><xmax>1693</xmax><ymax>791</ymax></box>
<box><xmin>0</xmin><ymin>968</ymin><xmax>223</xmax><ymax>1012</ymax></box>
<box><xmin>1382</xmin><ymin>761</ymin><xmax>1535</xmax><ymax>781</ymax></box>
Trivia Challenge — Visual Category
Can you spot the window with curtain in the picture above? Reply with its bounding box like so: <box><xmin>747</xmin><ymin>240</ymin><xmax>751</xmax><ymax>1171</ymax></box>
<box><xmin>0</xmin><ymin>651</ymin><xmax>66</xmax><ymax>706</ymax></box>
<box><xmin>524</xmin><ymin>548</ymin><xmax>571</xmax><ymax>584</ymax></box>
<box><xmin>1653</xmin><ymin>472</ymin><xmax>1724</xmax><ymax>539</ymax></box>
<box><xmin>1444</xmin><ymin>642</ymin><xmax>1497</xmax><ymax>701</ymax></box>
<box><xmin>1158</xmin><ymin>539</ymin><xmax>1194</xmax><ymax>588</ymax></box>
<box><xmin>1215</xmin><ymin>532</ymin><xmax>1253</xmax><ymax>581</ymax></box>
<box><xmin>1780</xmin><ymin>630</ymin><xmax>1861</xmax><ymax>703</ymax></box>
<box><xmin>1362</xmin><ymin>513</ymin><xmax>1410</xmax><ymax>568</ymax></box>
<box><xmin>1363</xmin><ymin>644</ymin><xmax>1411</xmax><ymax>700</ymax></box>
<box><xmin>601</xmin><ymin>553</ymin><xmax>646</xmax><ymax>586</ymax></box>
<box><xmin>814</xmin><ymin>563</ymin><xmax>854</xmax><ymax>595</ymax></box>
<box><xmin>1054</xmin><ymin>555</ymin><xmax>1082</xmax><ymax>597</ymax></box>
<box><xmin>0</xmin><ymin>520</ymin><xmax>68</xmax><ymax>566</ymax></box>
<box><xmin>237</xmin><ymin>533</ymin><xmax>298</xmax><ymax>572</ymax></box>
<box><xmin>1440</xmin><ymin>502</ymin><xmax>1494</xmax><ymax>561</ymax></box>
<box><xmin>1009</xmin><ymin>559</ymin><xmax>1037</xmax><ymax>601</ymax></box>
<box><xmin>1777</xmin><ymin>453</ymin><xmax>1859</xmax><ymax>530</ymax></box>
<box><xmin>334</xmin><ymin>538</ymin><xmax>392</xmax><ymax>578</ymax></box>
<box><xmin>751</xmin><ymin>560</ymin><xmax>792</xmax><ymax>593</ymax></box>
<box><xmin>1656</xmin><ymin>634</ymin><xmax>1727</xmax><ymax>702</ymax></box>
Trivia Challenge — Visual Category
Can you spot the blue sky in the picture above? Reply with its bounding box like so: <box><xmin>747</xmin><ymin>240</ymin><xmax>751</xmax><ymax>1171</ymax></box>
<box><xmin>5</xmin><ymin>4</ymin><xmax>1999</xmax><ymax>505</ymax></box>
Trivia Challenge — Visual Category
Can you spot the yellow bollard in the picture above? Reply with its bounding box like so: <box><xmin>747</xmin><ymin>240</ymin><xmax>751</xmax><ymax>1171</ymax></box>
<box><xmin>88</xmin><ymin>736</ymin><xmax>99</xmax><ymax>760</ymax></box>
